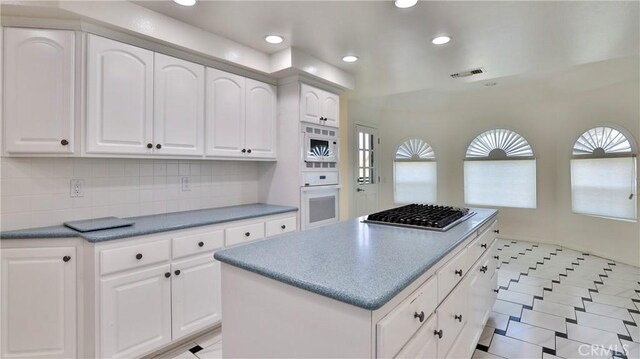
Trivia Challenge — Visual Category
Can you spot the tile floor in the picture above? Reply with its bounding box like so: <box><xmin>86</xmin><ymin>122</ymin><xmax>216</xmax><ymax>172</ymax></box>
<box><xmin>169</xmin><ymin>240</ymin><xmax>640</xmax><ymax>359</ymax></box>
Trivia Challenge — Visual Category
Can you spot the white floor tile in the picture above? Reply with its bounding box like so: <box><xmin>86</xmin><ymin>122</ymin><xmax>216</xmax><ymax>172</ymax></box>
<box><xmin>194</xmin><ymin>329</ymin><xmax>222</xmax><ymax>349</ymax></box>
<box><xmin>478</xmin><ymin>325</ymin><xmax>495</xmax><ymax>347</ymax></box>
<box><xmin>521</xmin><ymin>309</ymin><xmax>567</xmax><ymax>333</ymax></box>
<box><xmin>621</xmin><ymin>339</ymin><xmax>639</xmax><ymax>359</ymax></box>
<box><xmin>508</xmin><ymin>282</ymin><xmax>545</xmax><ymax>297</ymax></box>
<box><xmin>575</xmin><ymin>311</ymin><xmax>629</xmax><ymax>335</ymax></box>
<box><xmin>551</xmin><ymin>283</ymin><xmax>591</xmax><ymax>298</ymax></box>
<box><xmin>493</xmin><ymin>299</ymin><xmax>523</xmax><ymax>318</ymax></box>
<box><xmin>627</xmin><ymin>323</ymin><xmax>640</xmax><ymax>343</ymax></box>
<box><xmin>631</xmin><ymin>311</ymin><xmax>640</xmax><ymax>326</ymax></box>
<box><xmin>518</xmin><ymin>275</ymin><xmax>553</xmax><ymax>288</ymax></box>
<box><xmin>195</xmin><ymin>341</ymin><xmax>222</xmax><ymax>359</ymax></box>
<box><xmin>172</xmin><ymin>351</ymin><xmax>198</xmax><ymax>359</ymax></box>
<box><xmin>583</xmin><ymin>301</ymin><xmax>634</xmax><ymax>322</ymax></box>
<box><xmin>595</xmin><ymin>284</ymin><xmax>640</xmax><ymax>298</ymax></box>
<box><xmin>533</xmin><ymin>298</ymin><xmax>577</xmax><ymax>319</ymax></box>
<box><xmin>566</xmin><ymin>323</ymin><xmax>622</xmax><ymax>350</ymax></box>
<box><xmin>472</xmin><ymin>349</ymin><xmax>506</xmax><ymax>359</ymax></box>
<box><xmin>487</xmin><ymin>311</ymin><xmax>510</xmax><ymax>330</ymax></box>
<box><xmin>506</xmin><ymin>320</ymin><xmax>556</xmax><ymax>349</ymax></box>
<box><xmin>543</xmin><ymin>291</ymin><xmax>585</xmax><ymax>308</ymax></box>
<box><xmin>498</xmin><ymin>289</ymin><xmax>535</xmax><ymax>306</ymax></box>
<box><xmin>555</xmin><ymin>337</ymin><xmax>611</xmax><ymax>359</ymax></box>
<box><xmin>542</xmin><ymin>354</ymin><xmax>561</xmax><ymax>359</ymax></box>
<box><xmin>591</xmin><ymin>292</ymin><xmax>637</xmax><ymax>310</ymax></box>
<box><xmin>488</xmin><ymin>333</ymin><xmax>542</xmax><ymax>359</ymax></box>
<box><xmin>601</xmin><ymin>277</ymin><xmax>640</xmax><ymax>289</ymax></box>
<box><xmin>560</xmin><ymin>277</ymin><xmax>598</xmax><ymax>290</ymax></box>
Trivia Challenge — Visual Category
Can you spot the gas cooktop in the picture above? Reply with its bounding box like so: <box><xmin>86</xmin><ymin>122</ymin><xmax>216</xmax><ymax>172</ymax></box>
<box><xmin>363</xmin><ymin>204</ymin><xmax>476</xmax><ymax>232</ymax></box>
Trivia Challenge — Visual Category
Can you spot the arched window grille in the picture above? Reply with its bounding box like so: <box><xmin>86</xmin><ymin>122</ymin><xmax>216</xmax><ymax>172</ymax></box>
<box><xmin>394</xmin><ymin>139</ymin><xmax>437</xmax><ymax>204</ymax></box>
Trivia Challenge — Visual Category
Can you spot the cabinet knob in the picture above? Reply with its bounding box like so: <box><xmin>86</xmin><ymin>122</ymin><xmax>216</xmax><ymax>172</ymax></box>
<box><xmin>198</xmin><ymin>241</ymin><xmax>205</xmax><ymax>247</ymax></box>
<box><xmin>241</xmin><ymin>149</ymin><xmax>247</xmax><ymax>153</ymax></box>
<box><xmin>481</xmin><ymin>243</ymin><xmax>487</xmax><ymax>249</ymax></box>
<box><xmin>493</xmin><ymin>289</ymin><xmax>499</xmax><ymax>293</ymax></box>
<box><xmin>454</xmin><ymin>314</ymin><xmax>463</xmax><ymax>322</ymax></box>
<box><xmin>245</xmin><ymin>232</ymin><xmax>251</xmax><ymax>237</ymax></box>
<box><xmin>174</xmin><ymin>270</ymin><xmax>181</xmax><ymax>276</ymax></box>
<box><xmin>480</xmin><ymin>265</ymin><xmax>488</xmax><ymax>273</ymax></box>
<box><xmin>147</xmin><ymin>143</ymin><xmax>153</xmax><ymax>149</ymax></box>
<box><xmin>434</xmin><ymin>329</ymin><xmax>443</xmax><ymax>339</ymax></box>
<box><xmin>455</xmin><ymin>269</ymin><xmax>463</xmax><ymax>277</ymax></box>
<box><xmin>61</xmin><ymin>139</ymin><xmax>69</xmax><ymax>146</ymax></box>
<box><xmin>414</xmin><ymin>311</ymin><xmax>425</xmax><ymax>323</ymax></box>
<box><xmin>165</xmin><ymin>272</ymin><xmax>171</xmax><ymax>278</ymax></box>
<box><xmin>494</xmin><ymin>255</ymin><xmax>499</xmax><ymax>260</ymax></box>
<box><xmin>63</xmin><ymin>255</ymin><xmax>71</xmax><ymax>262</ymax></box>
<box><xmin>281</xmin><ymin>225</ymin><xmax>286</xmax><ymax>230</ymax></box>
<box><xmin>247</xmin><ymin>149</ymin><xmax>252</xmax><ymax>153</ymax></box>
<box><xmin>156</xmin><ymin>144</ymin><xmax>162</xmax><ymax>149</ymax></box>
<box><xmin>136</xmin><ymin>253</ymin><xmax>143</xmax><ymax>260</ymax></box>
<box><xmin>494</xmin><ymin>229</ymin><xmax>500</xmax><ymax>234</ymax></box>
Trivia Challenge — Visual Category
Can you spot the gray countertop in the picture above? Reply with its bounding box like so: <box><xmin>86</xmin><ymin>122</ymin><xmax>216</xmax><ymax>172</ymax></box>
<box><xmin>1</xmin><ymin>204</ymin><xmax>298</xmax><ymax>242</ymax></box>
<box><xmin>214</xmin><ymin>208</ymin><xmax>498</xmax><ymax>310</ymax></box>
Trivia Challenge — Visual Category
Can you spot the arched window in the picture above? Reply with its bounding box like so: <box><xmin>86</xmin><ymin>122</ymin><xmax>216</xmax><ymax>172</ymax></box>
<box><xmin>394</xmin><ymin>139</ymin><xmax>437</xmax><ymax>204</ymax></box>
<box><xmin>464</xmin><ymin>129</ymin><xmax>537</xmax><ymax>208</ymax></box>
<box><xmin>571</xmin><ymin>126</ymin><xmax>637</xmax><ymax>221</ymax></box>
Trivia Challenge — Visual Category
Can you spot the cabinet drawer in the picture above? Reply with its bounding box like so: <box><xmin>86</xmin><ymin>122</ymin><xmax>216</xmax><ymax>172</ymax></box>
<box><xmin>437</xmin><ymin>248</ymin><xmax>468</xmax><ymax>303</ymax></box>
<box><xmin>395</xmin><ymin>313</ymin><xmax>438</xmax><ymax>359</ymax></box>
<box><xmin>466</xmin><ymin>220</ymin><xmax>497</xmax><ymax>268</ymax></box>
<box><xmin>436</xmin><ymin>281</ymin><xmax>468</xmax><ymax>359</ymax></box>
<box><xmin>377</xmin><ymin>276</ymin><xmax>437</xmax><ymax>359</ymax></box>
<box><xmin>172</xmin><ymin>230</ymin><xmax>224</xmax><ymax>259</ymax></box>
<box><xmin>100</xmin><ymin>239</ymin><xmax>170</xmax><ymax>275</ymax></box>
<box><xmin>265</xmin><ymin>216</ymin><xmax>297</xmax><ymax>237</ymax></box>
<box><xmin>225</xmin><ymin>222</ymin><xmax>265</xmax><ymax>247</ymax></box>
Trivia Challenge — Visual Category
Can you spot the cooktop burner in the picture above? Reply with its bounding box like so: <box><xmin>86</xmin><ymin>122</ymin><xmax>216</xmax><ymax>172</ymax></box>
<box><xmin>363</xmin><ymin>204</ymin><xmax>475</xmax><ymax>231</ymax></box>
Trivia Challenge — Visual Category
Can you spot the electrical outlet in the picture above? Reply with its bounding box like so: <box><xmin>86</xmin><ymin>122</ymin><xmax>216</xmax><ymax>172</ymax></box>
<box><xmin>181</xmin><ymin>176</ymin><xmax>191</xmax><ymax>192</ymax></box>
<box><xmin>70</xmin><ymin>179</ymin><xmax>84</xmax><ymax>198</ymax></box>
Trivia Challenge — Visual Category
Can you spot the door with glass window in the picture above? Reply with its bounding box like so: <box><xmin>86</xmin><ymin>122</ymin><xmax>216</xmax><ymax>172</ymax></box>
<box><xmin>354</xmin><ymin>125</ymin><xmax>379</xmax><ymax>217</ymax></box>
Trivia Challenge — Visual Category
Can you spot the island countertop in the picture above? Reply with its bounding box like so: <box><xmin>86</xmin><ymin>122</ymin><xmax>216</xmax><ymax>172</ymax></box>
<box><xmin>214</xmin><ymin>208</ymin><xmax>498</xmax><ymax>310</ymax></box>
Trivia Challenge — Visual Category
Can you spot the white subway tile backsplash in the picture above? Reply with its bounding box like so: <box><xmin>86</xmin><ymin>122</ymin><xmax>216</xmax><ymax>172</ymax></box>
<box><xmin>0</xmin><ymin>158</ymin><xmax>260</xmax><ymax>231</ymax></box>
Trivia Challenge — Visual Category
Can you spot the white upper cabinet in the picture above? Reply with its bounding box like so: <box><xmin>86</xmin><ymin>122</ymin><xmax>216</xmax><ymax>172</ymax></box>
<box><xmin>205</xmin><ymin>68</ymin><xmax>246</xmax><ymax>157</ymax></box>
<box><xmin>245</xmin><ymin>79</ymin><xmax>277</xmax><ymax>159</ymax></box>
<box><xmin>154</xmin><ymin>53</ymin><xmax>205</xmax><ymax>156</ymax></box>
<box><xmin>86</xmin><ymin>34</ymin><xmax>154</xmax><ymax>155</ymax></box>
<box><xmin>3</xmin><ymin>28</ymin><xmax>75</xmax><ymax>154</ymax></box>
<box><xmin>300</xmin><ymin>83</ymin><xmax>339</xmax><ymax>128</ymax></box>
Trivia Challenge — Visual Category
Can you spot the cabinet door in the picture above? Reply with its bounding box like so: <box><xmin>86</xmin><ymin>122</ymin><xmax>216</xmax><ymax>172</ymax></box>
<box><xmin>244</xmin><ymin>79</ymin><xmax>276</xmax><ymax>159</ymax></box>
<box><xmin>395</xmin><ymin>314</ymin><xmax>438</xmax><ymax>359</ymax></box>
<box><xmin>87</xmin><ymin>34</ymin><xmax>154</xmax><ymax>154</ymax></box>
<box><xmin>1</xmin><ymin>247</ymin><xmax>76</xmax><ymax>358</ymax></box>
<box><xmin>4</xmin><ymin>28</ymin><xmax>75</xmax><ymax>154</ymax></box>
<box><xmin>321</xmin><ymin>91</ymin><xmax>340</xmax><ymax>128</ymax></box>
<box><xmin>171</xmin><ymin>254</ymin><xmax>221</xmax><ymax>340</ymax></box>
<box><xmin>100</xmin><ymin>264</ymin><xmax>171</xmax><ymax>359</ymax></box>
<box><xmin>154</xmin><ymin>53</ymin><xmax>204</xmax><ymax>156</ymax></box>
<box><xmin>205</xmin><ymin>68</ymin><xmax>245</xmax><ymax>157</ymax></box>
<box><xmin>300</xmin><ymin>83</ymin><xmax>322</xmax><ymax>125</ymax></box>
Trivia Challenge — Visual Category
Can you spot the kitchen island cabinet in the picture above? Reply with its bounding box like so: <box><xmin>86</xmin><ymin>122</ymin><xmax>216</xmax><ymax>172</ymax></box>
<box><xmin>215</xmin><ymin>208</ymin><xmax>499</xmax><ymax>358</ymax></box>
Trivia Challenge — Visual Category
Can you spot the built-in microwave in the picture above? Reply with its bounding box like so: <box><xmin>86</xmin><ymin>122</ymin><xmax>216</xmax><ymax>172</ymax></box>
<box><xmin>303</xmin><ymin>128</ymin><xmax>338</xmax><ymax>163</ymax></box>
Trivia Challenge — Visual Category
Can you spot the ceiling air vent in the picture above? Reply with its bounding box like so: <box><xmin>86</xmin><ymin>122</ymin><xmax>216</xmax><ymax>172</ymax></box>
<box><xmin>450</xmin><ymin>68</ymin><xmax>486</xmax><ymax>78</ymax></box>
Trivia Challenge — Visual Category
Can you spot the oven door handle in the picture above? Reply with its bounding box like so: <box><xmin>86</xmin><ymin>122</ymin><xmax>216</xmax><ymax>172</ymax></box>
<box><xmin>301</xmin><ymin>185</ymin><xmax>341</xmax><ymax>192</ymax></box>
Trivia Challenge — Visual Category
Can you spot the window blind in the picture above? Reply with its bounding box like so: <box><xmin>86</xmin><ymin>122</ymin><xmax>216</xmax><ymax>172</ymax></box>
<box><xmin>464</xmin><ymin>160</ymin><xmax>537</xmax><ymax>208</ymax></box>
<box><xmin>394</xmin><ymin>161</ymin><xmax>437</xmax><ymax>204</ymax></box>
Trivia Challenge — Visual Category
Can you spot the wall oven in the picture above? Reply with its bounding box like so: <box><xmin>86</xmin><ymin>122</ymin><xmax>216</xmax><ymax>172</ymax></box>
<box><xmin>300</xmin><ymin>184</ymin><xmax>340</xmax><ymax>230</ymax></box>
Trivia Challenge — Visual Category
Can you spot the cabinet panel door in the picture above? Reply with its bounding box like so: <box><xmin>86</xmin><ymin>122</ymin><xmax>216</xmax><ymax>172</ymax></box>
<box><xmin>321</xmin><ymin>91</ymin><xmax>339</xmax><ymax>128</ymax></box>
<box><xmin>244</xmin><ymin>79</ymin><xmax>276</xmax><ymax>159</ymax></box>
<box><xmin>300</xmin><ymin>83</ymin><xmax>322</xmax><ymax>125</ymax></box>
<box><xmin>154</xmin><ymin>53</ymin><xmax>204</xmax><ymax>156</ymax></box>
<box><xmin>4</xmin><ymin>28</ymin><xmax>75</xmax><ymax>154</ymax></box>
<box><xmin>394</xmin><ymin>314</ymin><xmax>438</xmax><ymax>359</ymax></box>
<box><xmin>205</xmin><ymin>68</ymin><xmax>245</xmax><ymax>157</ymax></box>
<box><xmin>1</xmin><ymin>247</ymin><xmax>76</xmax><ymax>358</ymax></box>
<box><xmin>100</xmin><ymin>264</ymin><xmax>171</xmax><ymax>359</ymax></box>
<box><xmin>87</xmin><ymin>34</ymin><xmax>154</xmax><ymax>154</ymax></box>
<box><xmin>171</xmin><ymin>254</ymin><xmax>221</xmax><ymax>340</ymax></box>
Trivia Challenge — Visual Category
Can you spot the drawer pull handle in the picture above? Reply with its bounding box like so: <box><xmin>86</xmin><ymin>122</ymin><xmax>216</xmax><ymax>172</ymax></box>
<box><xmin>63</xmin><ymin>256</ymin><xmax>71</xmax><ymax>262</ymax></box>
<box><xmin>245</xmin><ymin>232</ymin><xmax>251</xmax><ymax>237</ymax></box>
<box><xmin>165</xmin><ymin>272</ymin><xmax>171</xmax><ymax>278</ymax></box>
<box><xmin>494</xmin><ymin>229</ymin><xmax>500</xmax><ymax>234</ymax></box>
<box><xmin>494</xmin><ymin>255</ymin><xmax>499</xmax><ymax>260</ymax></box>
<box><xmin>174</xmin><ymin>270</ymin><xmax>181</xmax><ymax>276</ymax></box>
<box><xmin>198</xmin><ymin>241</ymin><xmax>205</xmax><ymax>247</ymax></box>
<box><xmin>434</xmin><ymin>329</ymin><xmax>443</xmax><ymax>339</ymax></box>
<box><xmin>454</xmin><ymin>314</ymin><xmax>463</xmax><ymax>322</ymax></box>
<box><xmin>480</xmin><ymin>265</ymin><xmax>488</xmax><ymax>273</ymax></box>
<box><xmin>493</xmin><ymin>289</ymin><xmax>499</xmax><ymax>293</ymax></box>
<box><xmin>414</xmin><ymin>311</ymin><xmax>425</xmax><ymax>323</ymax></box>
<box><xmin>136</xmin><ymin>253</ymin><xmax>143</xmax><ymax>260</ymax></box>
<box><xmin>454</xmin><ymin>269</ymin><xmax>463</xmax><ymax>277</ymax></box>
<box><xmin>281</xmin><ymin>225</ymin><xmax>286</xmax><ymax>230</ymax></box>
<box><xmin>481</xmin><ymin>243</ymin><xmax>487</xmax><ymax>248</ymax></box>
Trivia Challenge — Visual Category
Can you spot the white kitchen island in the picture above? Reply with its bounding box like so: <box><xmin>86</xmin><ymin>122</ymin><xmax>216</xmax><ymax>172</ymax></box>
<box><xmin>214</xmin><ymin>208</ymin><xmax>499</xmax><ymax>358</ymax></box>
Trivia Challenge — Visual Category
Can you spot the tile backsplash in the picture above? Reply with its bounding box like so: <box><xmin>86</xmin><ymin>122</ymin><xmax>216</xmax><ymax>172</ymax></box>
<box><xmin>0</xmin><ymin>158</ymin><xmax>259</xmax><ymax>231</ymax></box>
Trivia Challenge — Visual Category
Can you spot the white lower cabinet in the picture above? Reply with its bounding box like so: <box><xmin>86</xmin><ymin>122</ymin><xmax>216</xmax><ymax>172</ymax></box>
<box><xmin>100</xmin><ymin>264</ymin><xmax>172</xmax><ymax>359</ymax></box>
<box><xmin>395</xmin><ymin>314</ymin><xmax>438</xmax><ymax>359</ymax></box>
<box><xmin>0</xmin><ymin>247</ymin><xmax>77</xmax><ymax>359</ymax></box>
<box><xmin>436</xmin><ymin>281</ymin><xmax>468</xmax><ymax>359</ymax></box>
<box><xmin>171</xmin><ymin>254</ymin><xmax>222</xmax><ymax>340</ymax></box>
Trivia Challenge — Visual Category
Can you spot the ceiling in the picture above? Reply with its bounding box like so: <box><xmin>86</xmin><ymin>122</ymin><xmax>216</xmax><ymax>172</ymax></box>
<box><xmin>134</xmin><ymin>1</ymin><xmax>639</xmax><ymax>99</ymax></box>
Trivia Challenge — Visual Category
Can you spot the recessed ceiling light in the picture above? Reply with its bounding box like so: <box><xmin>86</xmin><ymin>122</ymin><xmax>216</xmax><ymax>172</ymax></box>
<box><xmin>173</xmin><ymin>0</ymin><xmax>196</xmax><ymax>6</ymax></box>
<box><xmin>342</xmin><ymin>55</ymin><xmax>359</xmax><ymax>63</ymax></box>
<box><xmin>431</xmin><ymin>36</ymin><xmax>451</xmax><ymax>45</ymax></box>
<box><xmin>395</xmin><ymin>0</ymin><xmax>418</xmax><ymax>8</ymax></box>
<box><xmin>264</xmin><ymin>35</ymin><xmax>284</xmax><ymax>44</ymax></box>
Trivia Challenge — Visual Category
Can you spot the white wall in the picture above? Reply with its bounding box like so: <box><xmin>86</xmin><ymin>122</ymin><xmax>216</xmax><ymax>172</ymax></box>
<box><xmin>0</xmin><ymin>158</ymin><xmax>259</xmax><ymax>231</ymax></box>
<box><xmin>346</xmin><ymin>58</ymin><xmax>640</xmax><ymax>266</ymax></box>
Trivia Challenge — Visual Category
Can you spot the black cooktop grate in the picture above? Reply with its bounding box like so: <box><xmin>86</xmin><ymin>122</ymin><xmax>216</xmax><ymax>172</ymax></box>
<box><xmin>363</xmin><ymin>204</ymin><xmax>474</xmax><ymax>231</ymax></box>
